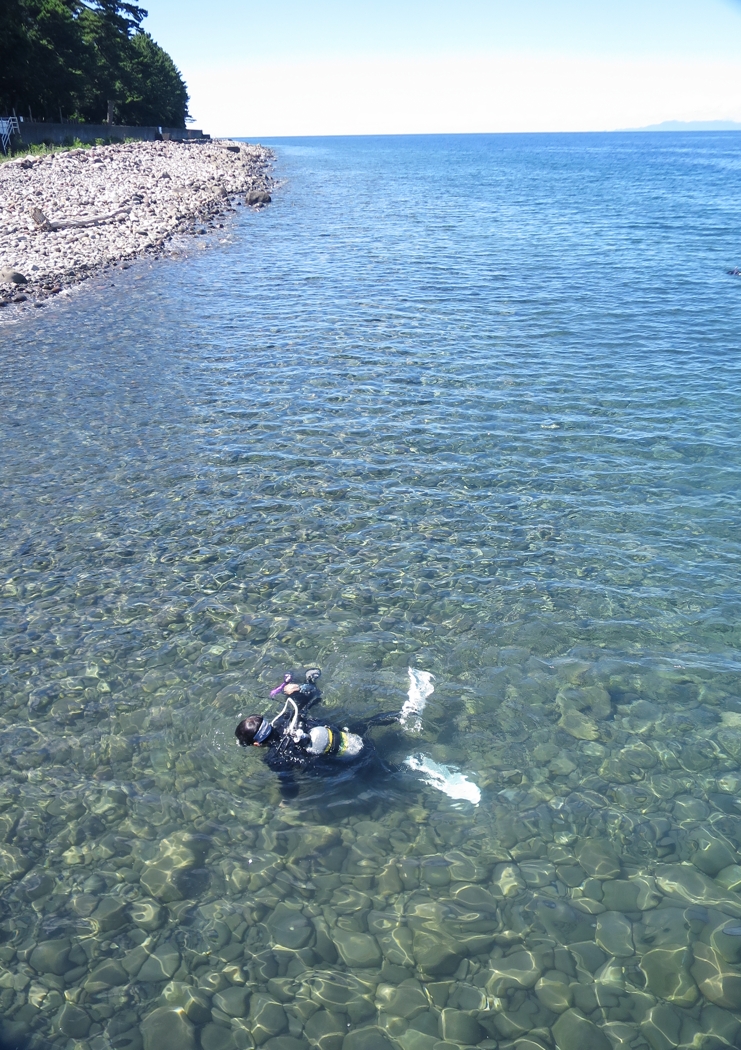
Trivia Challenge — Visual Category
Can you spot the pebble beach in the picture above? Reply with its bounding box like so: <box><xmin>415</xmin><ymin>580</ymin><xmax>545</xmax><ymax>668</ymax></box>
<box><xmin>0</xmin><ymin>138</ymin><xmax>274</xmax><ymax>315</ymax></box>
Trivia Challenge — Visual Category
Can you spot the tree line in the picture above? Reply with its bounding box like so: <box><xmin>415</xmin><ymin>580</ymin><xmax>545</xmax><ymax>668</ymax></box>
<box><xmin>0</xmin><ymin>0</ymin><xmax>190</xmax><ymax>128</ymax></box>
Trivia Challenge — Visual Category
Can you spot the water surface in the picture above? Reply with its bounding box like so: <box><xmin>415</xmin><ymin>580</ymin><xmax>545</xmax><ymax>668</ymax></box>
<box><xmin>2</xmin><ymin>133</ymin><xmax>741</xmax><ymax>1050</ymax></box>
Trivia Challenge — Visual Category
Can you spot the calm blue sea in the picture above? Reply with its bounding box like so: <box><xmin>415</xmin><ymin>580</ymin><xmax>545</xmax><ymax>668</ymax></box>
<box><xmin>2</xmin><ymin>133</ymin><xmax>741</xmax><ymax>1050</ymax></box>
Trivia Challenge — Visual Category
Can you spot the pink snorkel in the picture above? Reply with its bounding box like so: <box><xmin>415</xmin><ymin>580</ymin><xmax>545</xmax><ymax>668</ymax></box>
<box><xmin>270</xmin><ymin>673</ymin><xmax>292</xmax><ymax>698</ymax></box>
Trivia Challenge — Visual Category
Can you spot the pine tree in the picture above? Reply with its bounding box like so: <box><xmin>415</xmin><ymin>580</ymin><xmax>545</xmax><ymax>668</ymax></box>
<box><xmin>0</xmin><ymin>0</ymin><xmax>190</xmax><ymax>128</ymax></box>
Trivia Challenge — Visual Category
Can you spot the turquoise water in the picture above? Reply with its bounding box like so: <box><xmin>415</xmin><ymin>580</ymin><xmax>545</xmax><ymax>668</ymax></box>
<box><xmin>2</xmin><ymin>133</ymin><xmax>741</xmax><ymax>1050</ymax></box>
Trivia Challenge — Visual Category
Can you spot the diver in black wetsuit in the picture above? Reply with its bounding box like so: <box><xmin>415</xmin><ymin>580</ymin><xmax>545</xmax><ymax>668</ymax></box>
<box><xmin>235</xmin><ymin>669</ymin><xmax>399</xmax><ymax>796</ymax></box>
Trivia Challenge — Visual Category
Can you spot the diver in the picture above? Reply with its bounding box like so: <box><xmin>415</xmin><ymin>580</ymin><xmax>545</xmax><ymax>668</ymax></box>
<box><xmin>235</xmin><ymin>668</ymin><xmax>400</xmax><ymax>796</ymax></box>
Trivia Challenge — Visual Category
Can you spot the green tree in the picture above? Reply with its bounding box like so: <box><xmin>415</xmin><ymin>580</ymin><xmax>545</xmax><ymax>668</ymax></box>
<box><xmin>0</xmin><ymin>0</ymin><xmax>190</xmax><ymax>127</ymax></box>
<box><xmin>118</xmin><ymin>32</ymin><xmax>190</xmax><ymax>128</ymax></box>
<box><xmin>0</xmin><ymin>0</ymin><xmax>90</xmax><ymax>119</ymax></box>
<box><xmin>76</xmin><ymin>0</ymin><xmax>145</xmax><ymax>122</ymax></box>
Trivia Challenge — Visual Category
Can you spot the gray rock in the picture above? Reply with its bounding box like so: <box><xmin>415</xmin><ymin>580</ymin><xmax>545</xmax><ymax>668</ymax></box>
<box><xmin>305</xmin><ymin>1009</ymin><xmax>346</xmax><ymax>1050</ymax></box>
<box><xmin>0</xmin><ymin>269</ymin><xmax>27</xmax><ymax>284</ymax></box>
<box><xmin>438</xmin><ymin>1008</ymin><xmax>485</xmax><ymax>1044</ymax></box>
<box><xmin>213</xmin><ymin>984</ymin><xmax>250</xmax><ymax>1017</ymax></box>
<box><xmin>552</xmin><ymin>1009</ymin><xmax>611</xmax><ymax>1050</ymax></box>
<box><xmin>93</xmin><ymin>895</ymin><xmax>128</xmax><ymax>932</ymax></box>
<box><xmin>137</xmin><ymin>941</ymin><xmax>181</xmax><ymax>982</ymax></box>
<box><xmin>29</xmin><ymin>939</ymin><xmax>71</xmax><ymax>976</ymax></box>
<box><xmin>486</xmin><ymin>949</ymin><xmax>543</xmax><ymax>993</ymax></box>
<box><xmin>160</xmin><ymin>982</ymin><xmax>211</xmax><ymax>1025</ymax></box>
<box><xmin>0</xmin><ymin>845</ymin><xmax>31</xmax><ymax>879</ymax></box>
<box><xmin>250</xmin><ymin>994</ymin><xmax>288</xmax><ymax>1044</ymax></box>
<box><xmin>141</xmin><ymin>1006</ymin><xmax>196</xmax><ymax>1050</ymax></box>
<box><xmin>576</xmin><ymin>840</ymin><xmax>621</xmax><ymax>879</ymax></box>
<box><xmin>84</xmin><ymin>959</ymin><xmax>128</xmax><ymax>991</ymax></box>
<box><xmin>692</xmin><ymin>942</ymin><xmax>741</xmax><ymax>1008</ymax></box>
<box><xmin>246</xmin><ymin>190</ymin><xmax>271</xmax><ymax>205</ymax></box>
<box><xmin>267</xmin><ymin>903</ymin><xmax>315</xmax><ymax>950</ymax></box>
<box><xmin>200</xmin><ymin>1024</ymin><xmax>239</xmax><ymax>1050</ymax></box>
<box><xmin>56</xmin><ymin>1004</ymin><xmax>91</xmax><ymax>1039</ymax></box>
<box><xmin>412</xmin><ymin>931</ymin><xmax>462</xmax><ymax>976</ymax></box>
<box><xmin>640</xmin><ymin>946</ymin><xmax>698</xmax><ymax>1007</ymax></box>
<box><xmin>595</xmin><ymin>911</ymin><xmax>634</xmax><ymax>957</ymax></box>
<box><xmin>376</xmin><ymin>982</ymin><xmax>428</xmax><ymax>1019</ymax></box>
<box><xmin>343</xmin><ymin>1028</ymin><xmax>394</xmax><ymax>1050</ymax></box>
<box><xmin>130</xmin><ymin>898</ymin><xmax>166</xmax><ymax>931</ymax></box>
<box><xmin>18</xmin><ymin>872</ymin><xmax>55</xmax><ymax>901</ymax></box>
<box><xmin>122</xmin><ymin>943</ymin><xmax>150</xmax><ymax>977</ymax></box>
<box><xmin>333</xmin><ymin>929</ymin><xmax>382</xmax><ymax>969</ymax></box>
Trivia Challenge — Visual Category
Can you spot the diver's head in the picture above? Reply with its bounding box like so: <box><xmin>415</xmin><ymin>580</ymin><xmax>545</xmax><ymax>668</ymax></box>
<box><xmin>235</xmin><ymin>715</ymin><xmax>272</xmax><ymax>747</ymax></box>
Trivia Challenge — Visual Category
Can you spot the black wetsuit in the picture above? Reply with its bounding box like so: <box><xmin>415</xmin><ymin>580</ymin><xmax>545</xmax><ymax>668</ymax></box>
<box><xmin>260</xmin><ymin>692</ymin><xmax>399</xmax><ymax>797</ymax></box>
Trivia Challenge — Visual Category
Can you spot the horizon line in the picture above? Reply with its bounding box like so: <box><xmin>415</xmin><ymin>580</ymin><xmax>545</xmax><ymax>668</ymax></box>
<box><xmin>228</xmin><ymin>126</ymin><xmax>741</xmax><ymax>140</ymax></box>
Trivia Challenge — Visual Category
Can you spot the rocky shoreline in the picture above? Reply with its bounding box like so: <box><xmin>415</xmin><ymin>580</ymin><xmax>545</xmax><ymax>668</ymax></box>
<box><xmin>0</xmin><ymin>138</ymin><xmax>274</xmax><ymax>317</ymax></box>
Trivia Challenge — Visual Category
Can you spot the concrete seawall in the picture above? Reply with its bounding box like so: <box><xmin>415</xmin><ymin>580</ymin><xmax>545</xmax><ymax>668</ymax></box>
<box><xmin>12</xmin><ymin>121</ymin><xmax>210</xmax><ymax>147</ymax></box>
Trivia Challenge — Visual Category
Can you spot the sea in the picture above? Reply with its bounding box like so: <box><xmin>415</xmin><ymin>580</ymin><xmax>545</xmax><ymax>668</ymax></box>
<box><xmin>2</xmin><ymin>132</ymin><xmax>741</xmax><ymax>1050</ymax></box>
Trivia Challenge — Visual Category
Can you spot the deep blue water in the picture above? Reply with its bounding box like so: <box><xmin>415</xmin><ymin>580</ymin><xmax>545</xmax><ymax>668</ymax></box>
<box><xmin>2</xmin><ymin>133</ymin><xmax>741</xmax><ymax>1050</ymax></box>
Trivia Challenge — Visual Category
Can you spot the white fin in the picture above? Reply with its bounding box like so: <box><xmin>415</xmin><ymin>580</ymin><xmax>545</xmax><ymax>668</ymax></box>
<box><xmin>405</xmin><ymin>754</ymin><xmax>481</xmax><ymax>805</ymax></box>
<box><xmin>400</xmin><ymin>668</ymin><xmax>434</xmax><ymax>732</ymax></box>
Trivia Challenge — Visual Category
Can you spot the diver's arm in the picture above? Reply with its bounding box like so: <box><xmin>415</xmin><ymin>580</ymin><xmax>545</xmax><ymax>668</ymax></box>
<box><xmin>284</xmin><ymin>681</ymin><xmax>322</xmax><ymax>713</ymax></box>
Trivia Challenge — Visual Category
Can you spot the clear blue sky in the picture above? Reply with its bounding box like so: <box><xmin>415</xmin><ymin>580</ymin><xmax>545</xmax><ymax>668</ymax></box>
<box><xmin>140</xmin><ymin>0</ymin><xmax>741</xmax><ymax>135</ymax></box>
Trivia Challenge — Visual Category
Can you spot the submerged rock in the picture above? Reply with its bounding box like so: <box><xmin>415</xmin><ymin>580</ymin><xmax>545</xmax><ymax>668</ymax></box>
<box><xmin>139</xmin><ymin>831</ymin><xmax>208</xmax><ymax>902</ymax></box>
<box><xmin>250</xmin><ymin>994</ymin><xmax>289</xmax><ymax>1043</ymax></box>
<box><xmin>558</xmin><ymin>708</ymin><xmax>599</xmax><ymax>740</ymax></box>
<box><xmin>692</xmin><ymin>942</ymin><xmax>741</xmax><ymax>1008</ymax></box>
<box><xmin>343</xmin><ymin>1026</ymin><xmax>394</xmax><ymax>1050</ymax></box>
<box><xmin>595</xmin><ymin>911</ymin><xmax>634</xmax><ymax>957</ymax></box>
<box><xmin>56</xmin><ymin>1003</ymin><xmax>91</xmax><ymax>1039</ymax></box>
<box><xmin>534</xmin><ymin>970</ymin><xmax>573</xmax><ymax>1013</ymax></box>
<box><xmin>304</xmin><ymin>1009</ymin><xmax>346</xmax><ymax>1050</ymax></box>
<box><xmin>141</xmin><ymin>1006</ymin><xmax>196</xmax><ymax>1050</ymax></box>
<box><xmin>268</xmin><ymin>903</ymin><xmax>315</xmax><ymax>950</ymax></box>
<box><xmin>137</xmin><ymin>941</ymin><xmax>181</xmax><ymax>982</ymax></box>
<box><xmin>84</xmin><ymin>959</ymin><xmax>128</xmax><ymax>991</ymax></box>
<box><xmin>640</xmin><ymin>946</ymin><xmax>699</xmax><ymax>1006</ymax></box>
<box><xmin>576</xmin><ymin>840</ymin><xmax>621</xmax><ymax>879</ymax></box>
<box><xmin>29</xmin><ymin>939</ymin><xmax>71</xmax><ymax>976</ymax></box>
<box><xmin>438</xmin><ymin>1008</ymin><xmax>485</xmax><ymax>1044</ymax></box>
<box><xmin>552</xmin><ymin>1008</ymin><xmax>612</xmax><ymax>1050</ymax></box>
<box><xmin>487</xmin><ymin>949</ymin><xmax>542</xmax><ymax>993</ymax></box>
<box><xmin>411</xmin><ymin>929</ymin><xmax>461</xmax><ymax>975</ymax></box>
<box><xmin>375</xmin><ymin>982</ymin><xmax>428</xmax><ymax>1020</ymax></box>
<box><xmin>213</xmin><ymin>984</ymin><xmax>250</xmax><ymax>1017</ymax></box>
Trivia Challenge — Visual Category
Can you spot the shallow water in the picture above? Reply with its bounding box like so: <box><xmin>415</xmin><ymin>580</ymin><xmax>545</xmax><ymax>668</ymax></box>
<box><xmin>2</xmin><ymin>132</ymin><xmax>741</xmax><ymax>1050</ymax></box>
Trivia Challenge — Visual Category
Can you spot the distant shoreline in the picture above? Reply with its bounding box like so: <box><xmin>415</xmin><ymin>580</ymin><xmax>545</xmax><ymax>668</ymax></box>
<box><xmin>0</xmin><ymin>138</ymin><xmax>274</xmax><ymax>319</ymax></box>
<box><xmin>622</xmin><ymin>120</ymin><xmax>741</xmax><ymax>132</ymax></box>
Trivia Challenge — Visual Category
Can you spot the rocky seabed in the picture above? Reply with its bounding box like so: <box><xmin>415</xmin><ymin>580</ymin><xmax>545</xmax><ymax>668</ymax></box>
<box><xmin>0</xmin><ymin>139</ymin><xmax>274</xmax><ymax>315</ymax></box>
<box><xmin>5</xmin><ymin>656</ymin><xmax>741</xmax><ymax>1050</ymax></box>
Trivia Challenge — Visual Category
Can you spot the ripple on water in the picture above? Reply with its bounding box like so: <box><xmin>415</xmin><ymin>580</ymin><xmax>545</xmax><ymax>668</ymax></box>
<box><xmin>2</xmin><ymin>133</ymin><xmax>741</xmax><ymax>1049</ymax></box>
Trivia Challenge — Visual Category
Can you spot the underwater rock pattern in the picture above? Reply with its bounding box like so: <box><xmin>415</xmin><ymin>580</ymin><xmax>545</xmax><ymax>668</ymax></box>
<box><xmin>3</xmin><ymin>673</ymin><xmax>741</xmax><ymax>1050</ymax></box>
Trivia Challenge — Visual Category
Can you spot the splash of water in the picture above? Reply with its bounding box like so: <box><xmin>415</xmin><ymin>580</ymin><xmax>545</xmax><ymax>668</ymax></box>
<box><xmin>404</xmin><ymin>754</ymin><xmax>481</xmax><ymax>805</ymax></box>
<box><xmin>400</xmin><ymin>667</ymin><xmax>434</xmax><ymax>732</ymax></box>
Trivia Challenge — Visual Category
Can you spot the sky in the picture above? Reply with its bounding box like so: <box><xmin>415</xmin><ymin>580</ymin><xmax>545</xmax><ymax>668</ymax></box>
<box><xmin>141</xmin><ymin>0</ymin><xmax>741</xmax><ymax>136</ymax></box>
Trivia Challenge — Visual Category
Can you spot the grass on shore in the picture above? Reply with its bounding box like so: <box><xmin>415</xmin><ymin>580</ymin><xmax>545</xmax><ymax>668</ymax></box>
<box><xmin>1</xmin><ymin>136</ymin><xmax>139</xmax><ymax>164</ymax></box>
